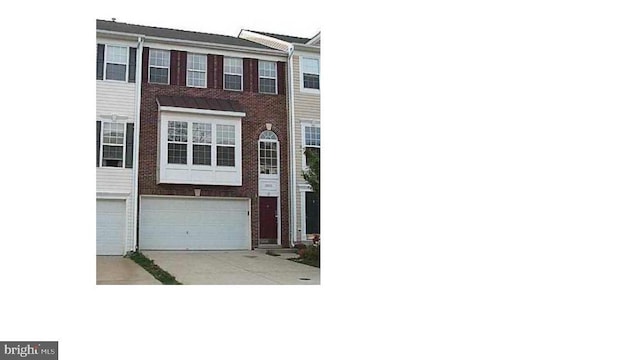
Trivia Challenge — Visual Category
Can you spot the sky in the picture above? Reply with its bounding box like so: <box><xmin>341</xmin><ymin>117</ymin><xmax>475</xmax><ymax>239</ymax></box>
<box><xmin>94</xmin><ymin>0</ymin><xmax>322</xmax><ymax>39</ymax></box>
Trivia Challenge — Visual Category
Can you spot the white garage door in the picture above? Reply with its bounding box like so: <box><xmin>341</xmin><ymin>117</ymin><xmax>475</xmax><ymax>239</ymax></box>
<box><xmin>96</xmin><ymin>199</ymin><xmax>126</xmax><ymax>255</ymax></box>
<box><xmin>139</xmin><ymin>197</ymin><xmax>251</xmax><ymax>250</ymax></box>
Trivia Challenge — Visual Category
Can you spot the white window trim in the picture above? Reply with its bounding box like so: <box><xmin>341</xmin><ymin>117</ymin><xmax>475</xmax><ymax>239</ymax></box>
<box><xmin>148</xmin><ymin>49</ymin><xmax>170</xmax><ymax>85</ymax></box>
<box><xmin>104</xmin><ymin>45</ymin><xmax>129</xmax><ymax>82</ymax></box>
<box><xmin>165</xmin><ymin>120</ymin><xmax>238</xmax><ymax>168</ymax></box>
<box><xmin>299</xmin><ymin>56</ymin><xmax>320</xmax><ymax>94</ymax></box>
<box><xmin>224</xmin><ymin>57</ymin><xmax>243</xmax><ymax>91</ymax></box>
<box><xmin>301</xmin><ymin>122</ymin><xmax>320</xmax><ymax>170</ymax></box>
<box><xmin>258</xmin><ymin>60</ymin><xmax>277</xmax><ymax>94</ymax></box>
<box><xmin>187</xmin><ymin>53</ymin><xmax>207</xmax><ymax>88</ymax></box>
<box><xmin>258</xmin><ymin>131</ymin><xmax>280</xmax><ymax>177</ymax></box>
<box><xmin>100</xmin><ymin>121</ymin><xmax>127</xmax><ymax>168</ymax></box>
<box><xmin>216</xmin><ymin>124</ymin><xmax>237</xmax><ymax>168</ymax></box>
<box><xmin>167</xmin><ymin>121</ymin><xmax>188</xmax><ymax>165</ymax></box>
<box><xmin>191</xmin><ymin>123</ymin><xmax>212</xmax><ymax>166</ymax></box>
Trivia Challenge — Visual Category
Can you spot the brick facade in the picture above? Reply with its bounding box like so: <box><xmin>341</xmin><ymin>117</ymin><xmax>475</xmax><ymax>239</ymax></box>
<box><xmin>138</xmin><ymin>48</ymin><xmax>290</xmax><ymax>248</ymax></box>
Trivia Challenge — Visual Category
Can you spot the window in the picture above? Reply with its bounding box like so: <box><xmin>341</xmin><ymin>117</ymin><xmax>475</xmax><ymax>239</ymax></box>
<box><xmin>259</xmin><ymin>131</ymin><xmax>278</xmax><ymax>175</ymax></box>
<box><xmin>168</xmin><ymin>121</ymin><xmax>188</xmax><ymax>164</ymax></box>
<box><xmin>258</xmin><ymin>61</ymin><xmax>277</xmax><ymax>94</ymax></box>
<box><xmin>192</xmin><ymin>123</ymin><xmax>212</xmax><ymax>165</ymax></box>
<box><xmin>149</xmin><ymin>49</ymin><xmax>170</xmax><ymax>84</ymax></box>
<box><xmin>216</xmin><ymin>124</ymin><xmax>236</xmax><ymax>166</ymax></box>
<box><xmin>105</xmin><ymin>45</ymin><xmax>128</xmax><ymax>81</ymax></box>
<box><xmin>224</xmin><ymin>57</ymin><xmax>243</xmax><ymax>91</ymax></box>
<box><xmin>303</xmin><ymin>125</ymin><xmax>320</xmax><ymax>167</ymax></box>
<box><xmin>187</xmin><ymin>53</ymin><xmax>207</xmax><ymax>87</ymax></box>
<box><xmin>301</xmin><ymin>57</ymin><xmax>320</xmax><ymax>90</ymax></box>
<box><xmin>102</xmin><ymin>123</ymin><xmax>125</xmax><ymax>167</ymax></box>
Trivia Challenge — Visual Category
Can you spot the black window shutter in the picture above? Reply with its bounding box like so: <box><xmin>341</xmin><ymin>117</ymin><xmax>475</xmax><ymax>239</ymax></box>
<box><xmin>125</xmin><ymin>123</ymin><xmax>134</xmax><ymax>168</ymax></box>
<box><xmin>96</xmin><ymin>121</ymin><xmax>101</xmax><ymax>167</ymax></box>
<box><xmin>96</xmin><ymin>44</ymin><xmax>105</xmax><ymax>80</ymax></box>
<box><xmin>128</xmin><ymin>47</ymin><xmax>137</xmax><ymax>83</ymax></box>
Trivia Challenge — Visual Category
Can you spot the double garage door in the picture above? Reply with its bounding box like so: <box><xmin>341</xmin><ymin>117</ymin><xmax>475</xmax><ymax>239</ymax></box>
<box><xmin>96</xmin><ymin>199</ymin><xmax>126</xmax><ymax>255</ymax></box>
<box><xmin>139</xmin><ymin>197</ymin><xmax>251</xmax><ymax>250</ymax></box>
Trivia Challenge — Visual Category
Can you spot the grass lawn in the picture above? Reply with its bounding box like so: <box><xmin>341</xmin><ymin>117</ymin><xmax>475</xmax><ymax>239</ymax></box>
<box><xmin>288</xmin><ymin>257</ymin><xmax>320</xmax><ymax>268</ymax></box>
<box><xmin>127</xmin><ymin>252</ymin><xmax>182</xmax><ymax>285</ymax></box>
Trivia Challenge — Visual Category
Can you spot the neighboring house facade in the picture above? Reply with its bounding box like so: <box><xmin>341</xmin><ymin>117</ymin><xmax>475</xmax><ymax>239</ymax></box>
<box><xmin>96</xmin><ymin>29</ymin><xmax>142</xmax><ymax>255</ymax></box>
<box><xmin>239</xmin><ymin>30</ymin><xmax>321</xmax><ymax>244</ymax></box>
<box><xmin>96</xmin><ymin>20</ymin><xmax>291</xmax><ymax>252</ymax></box>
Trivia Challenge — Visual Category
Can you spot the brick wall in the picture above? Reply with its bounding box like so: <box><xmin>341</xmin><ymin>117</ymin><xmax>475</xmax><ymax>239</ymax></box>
<box><xmin>138</xmin><ymin>52</ymin><xmax>289</xmax><ymax>248</ymax></box>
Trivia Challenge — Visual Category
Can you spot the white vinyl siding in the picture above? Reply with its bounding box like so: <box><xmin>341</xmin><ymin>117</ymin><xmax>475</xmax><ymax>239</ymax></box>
<box><xmin>292</xmin><ymin>53</ymin><xmax>321</xmax><ymax>242</ymax></box>
<box><xmin>96</xmin><ymin>37</ymin><xmax>138</xmax><ymax>255</ymax></box>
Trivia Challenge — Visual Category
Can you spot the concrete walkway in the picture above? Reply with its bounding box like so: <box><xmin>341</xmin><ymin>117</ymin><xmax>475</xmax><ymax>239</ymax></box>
<box><xmin>143</xmin><ymin>250</ymin><xmax>320</xmax><ymax>285</ymax></box>
<box><xmin>96</xmin><ymin>256</ymin><xmax>160</xmax><ymax>285</ymax></box>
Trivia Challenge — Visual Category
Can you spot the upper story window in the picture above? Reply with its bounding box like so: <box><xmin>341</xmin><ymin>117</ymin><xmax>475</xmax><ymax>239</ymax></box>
<box><xmin>96</xmin><ymin>120</ymin><xmax>133</xmax><ymax>168</ymax></box>
<box><xmin>303</xmin><ymin>125</ymin><xmax>320</xmax><ymax>168</ymax></box>
<box><xmin>166</xmin><ymin>121</ymin><xmax>237</xmax><ymax>168</ymax></box>
<box><xmin>149</xmin><ymin>49</ymin><xmax>170</xmax><ymax>84</ymax></box>
<box><xmin>102</xmin><ymin>122</ymin><xmax>125</xmax><ymax>167</ymax></box>
<box><xmin>105</xmin><ymin>45</ymin><xmax>128</xmax><ymax>81</ymax></box>
<box><xmin>216</xmin><ymin>124</ymin><xmax>236</xmax><ymax>166</ymax></box>
<box><xmin>187</xmin><ymin>53</ymin><xmax>207</xmax><ymax>88</ymax></box>
<box><xmin>259</xmin><ymin>131</ymin><xmax>278</xmax><ymax>175</ymax></box>
<box><xmin>224</xmin><ymin>57</ymin><xmax>243</xmax><ymax>91</ymax></box>
<box><xmin>301</xmin><ymin>57</ymin><xmax>320</xmax><ymax>91</ymax></box>
<box><xmin>258</xmin><ymin>61</ymin><xmax>277</xmax><ymax>94</ymax></box>
<box><xmin>167</xmin><ymin>121</ymin><xmax>188</xmax><ymax>164</ymax></box>
<box><xmin>192</xmin><ymin>123</ymin><xmax>212</xmax><ymax>165</ymax></box>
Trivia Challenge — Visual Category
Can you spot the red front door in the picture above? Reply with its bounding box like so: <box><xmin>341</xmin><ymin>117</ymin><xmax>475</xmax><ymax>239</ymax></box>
<box><xmin>259</xmin><ymin>197</ymin><xmax>278</xmax><ymax>242</ymax></box>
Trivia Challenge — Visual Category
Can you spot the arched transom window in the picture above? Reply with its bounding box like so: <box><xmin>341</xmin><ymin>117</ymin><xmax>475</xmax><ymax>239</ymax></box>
<box><xmin>259</xmin><ymin>131</ymin><xmax>278</xmax><ymax>175</ymax></box>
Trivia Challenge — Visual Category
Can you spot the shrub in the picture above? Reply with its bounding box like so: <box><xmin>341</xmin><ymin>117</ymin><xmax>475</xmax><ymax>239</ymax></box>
<box><xmin>302</xmin><ymin>244</ymin><xmax>320</xmax><ymax>263</ymax></box>
<box><xmin>293</xmin><ymin>242</ymin><xmax>307</xmax><ymax>256</ymax></box>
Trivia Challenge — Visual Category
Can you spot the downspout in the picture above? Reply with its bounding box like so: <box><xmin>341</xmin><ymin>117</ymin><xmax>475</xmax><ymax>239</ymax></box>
<box><xmin>287</xmin><ymin>45</ymin><xmax>297</xmax><ymax>246</ymax></box>
<box><xmin>132</xmin><ymin>36</ymin><xmax>144</xmax><ymax>252</ymax></box>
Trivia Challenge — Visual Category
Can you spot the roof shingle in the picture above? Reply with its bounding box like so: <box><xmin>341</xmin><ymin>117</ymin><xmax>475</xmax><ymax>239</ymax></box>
<box><xmin>246</xmin><ymin>30</ymin><xmax>312</xmax><ymax>44</ymax></box>
<box><xmin>157</xmin><ymin>95</ymin><xmax>245</xmax><ymax>113</ymax></box>
<box><xmin>97</xmin><ymin>19</ymin><xmax>273</xmax><ymax>50</ymax></box>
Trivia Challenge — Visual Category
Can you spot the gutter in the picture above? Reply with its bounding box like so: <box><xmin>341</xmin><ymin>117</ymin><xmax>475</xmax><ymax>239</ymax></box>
<box><xmin>287</xmin><ymin>45</ymin><xmax>297</xmax><ymax>246</ymax></box>
<box><xmin>132</xmin><ymin>35</ymin><xmax>144</xmax><ymax>252</ymax></box>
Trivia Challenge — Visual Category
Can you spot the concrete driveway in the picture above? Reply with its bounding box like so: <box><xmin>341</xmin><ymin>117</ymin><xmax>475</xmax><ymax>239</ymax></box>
<box><xmin>96</xmin><ymin>256</ymin><xmax>160</xmax><ymax>285</ymax></box>
<box><xmin>143</xmin><ymin>250</ymin><xmax>320</xmax><ymax>285</ymax></box>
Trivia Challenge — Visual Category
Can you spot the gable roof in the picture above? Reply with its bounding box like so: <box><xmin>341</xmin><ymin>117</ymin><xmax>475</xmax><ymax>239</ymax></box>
<box><xmin>245</xmin><ymin>30</ymin><xmax>312</xmax><ymax>45</ymax></box>
<box><xmin>97</xmin><ymin>19</ymin><xmax>272</xmax><ymax>50</ymax></box>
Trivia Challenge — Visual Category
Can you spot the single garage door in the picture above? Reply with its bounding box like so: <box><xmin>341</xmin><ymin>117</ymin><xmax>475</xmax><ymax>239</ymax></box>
<box><xmin>96</xmin><ymin>199</ymin><xmax>126</xmax><ymax>255</ymax></box>
<box><xmin>139</xmin><ymin>197</ymin><xmax>251</xmax><ymax>250</ymax></box>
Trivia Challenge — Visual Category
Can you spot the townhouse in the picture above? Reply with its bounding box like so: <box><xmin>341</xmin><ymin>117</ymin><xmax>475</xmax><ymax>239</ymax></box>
<box><xmin>96</xmin><ymin>20</ymin><xmax>291</xmax><ymax>253</ymax></box>
<box><xmin>239</xmin><ymin>30</ymin><xmax>321</xmax><ymax>244</ymax></box>
<box><xmin>96</xmin><ymin>28</ymin><xmax>141</xmax><ymax>255</ymax></box>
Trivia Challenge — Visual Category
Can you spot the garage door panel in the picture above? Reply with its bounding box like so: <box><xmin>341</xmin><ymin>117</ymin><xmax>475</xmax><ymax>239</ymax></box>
<box><xmin>139</xmin><ymin>197</ymin><xmax>250</xmax><ymax>250</ymax></box>
<box><xmin>96</xmin><ymin>199</ymin><xmax>126</xmax><ymax>255</ymax></box>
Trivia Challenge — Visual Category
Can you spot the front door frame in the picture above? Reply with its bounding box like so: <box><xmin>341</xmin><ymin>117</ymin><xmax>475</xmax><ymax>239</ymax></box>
<box><xmin>259</xmin><ymin>195</ymin><xmax>280</xmax><ymax>244</ymax></box>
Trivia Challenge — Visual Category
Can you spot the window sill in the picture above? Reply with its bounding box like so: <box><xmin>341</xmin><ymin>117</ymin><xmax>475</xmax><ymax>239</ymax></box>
<box><xmin>300</xmin><ymin>88</ymin><xmax>320</xmax><ymax>94</ymax></box>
